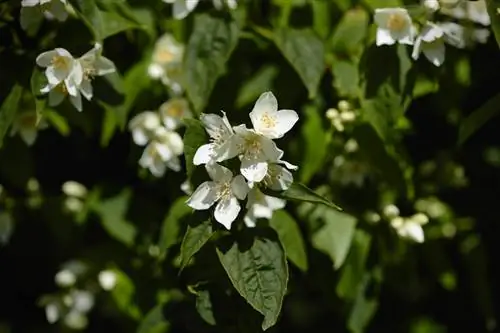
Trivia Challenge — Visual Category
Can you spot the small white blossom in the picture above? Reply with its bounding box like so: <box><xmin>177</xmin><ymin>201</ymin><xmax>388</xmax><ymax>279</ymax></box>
<box><xmin>412</xmin><ymin>22</ymin><xmax>445</xmax><ymax>67</ymax></box>
<box><xmin>148</xmin><ymin>33</ymin><xmax>184</xmax><ymax>93</ymax></box>
<box><xmin>261</xmin><ymin>162</ymin><xmax>294</xmax><ymax>191</ymax></box>
<box><xmin>63</xmin><ymin>310</ymin><xmax>88</xmax><ymax>330</ymax></box>
<box><xmin>249</xmin><ymin>92</ymin><xmax>298</xmax><ymax>139</ymax></box>
<box><xmin>374</xmin><ymin>8</ymin><xmax>416</xmax><ymax>46</ymax></box>
<box><xmin>37</xmin><ymin>48</ymin><xmax>82</xmax><ymax>97</ymax></box>
<box><xmin>438</xmin><ymin>21</ymin><xmax>490</xmax><ymax>49</ymax></box>
<box><xmin>159</xmin><ymin>97</ymin><xmax>192</xmax><ymax>130</ymax></box>
<box><xmin>139</xmin><ymin>127</ymin><xmax>184</xmax><ymax>176</ymax></box>
<box><xmin>193</xmin><ymin>111</ymin><xmax>239</xmax><ymax>165</ymax></box>
<box><xmin>187</xmin><ymin>163</ymin><xmax>249</xmax><ymax>229</ymax></box>
<box><xmin>383</xmin><ymin>204</ymin><xmax>400</xmax><ymax>219</ymax></box>
<box><xmin>128</xmin><ymin>111</ymin><xmax>162</xmax><ymax>146</ymax></box>
<box><xmin>10</xmin><ymin>111</ymin><xmax>48</xmax><ymax>146</ymax></box>
<box><xmin>423</xmin><ymin>0</ymin><xmax>440</xmax><ymax>12</ymax></box>
<box><xmin>390</xmin><ymin>213</ymin><xmax>429</xmax><ymax>243</ymax></box>
<box><xmin>45</xmin><ymin>301</ymin><xmax>61</xmax><ymax>324</ymax></box>
<box><xmin>244</xmin><ymin>187</ymin><xmax>286</xmax><ymax>227</ymax></box>
<box><xmin>440</xmin><ymin>0</ymin><xmax>490</xmax><ymax>26</ymax></box>
<box><xmin>55</xmin><ymin>269</ymin><xmax>76</xmax><ymax>288</ymax></box>
<box><xmin>62</xmin><ymin>181</ymin><xmax>87</xmax><ymax>198</ymax></box>
<box><xmin>21</xmin><ymin>0</ymin><xmax>68</xmax><ymax>33</ymax></box>
<box><xmin>98</xmin><ymin>270</ymin><xmax>117</xmax><ymax>291</ymax></box>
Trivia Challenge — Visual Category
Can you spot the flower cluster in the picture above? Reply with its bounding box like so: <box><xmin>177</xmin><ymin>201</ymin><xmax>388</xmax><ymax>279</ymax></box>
<box><xmin>147</xmin><ymin>33</ymin><xmax>185</xmax><ymax>94</ymax></box>
<box><xmin>186</xmin><ymin>92</ymin><xmax>298</xmax><ymax>229</ymax></box>
<box><xmin>36</xmin><ymin>43</ymin><xmax>116</xmax><ymax>111</ymax></box>
<box><xmin>325</xmin><ymin>100</ymin><xmax>357</xmax><ymax>132</ymax></box>
<box><xmin>374</xmin><ymin>0</ymin><xmax>490</xmax><ymax>67</ymax></box>
<box><xmin>382</xmin><ymin>204</ymin><xmax>430</xmax><ymax>243</ymax></box>
<box><xmin>128</xmin><ymin>98</ymin><xmax>192</xmax><ymax>177</ymax></box>
<box><xmin>162</xmin><ymin>0</ymin><xmax>237</xmax><ymax>20</ymax></box>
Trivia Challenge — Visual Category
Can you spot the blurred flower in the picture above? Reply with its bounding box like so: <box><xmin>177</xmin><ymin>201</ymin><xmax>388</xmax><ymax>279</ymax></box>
<box><xmin>20</xmin><ymin>0</ymin><xmax>68</xmax><ymax>34</ymax></box>
<box><xmin>423</xmin><ymin>0</ymin><xmax>440</xmax><ymax>12</ymax></box>
<box><xmin>438</xmin><ymin>21</ymin><xmax>490</xmax><ymax>49</ymax></box>
<box><xmin>139</xmin><ymin>127</ymin><xmax>184</xmax><ymax>176</ymax></box>
<box><xmin>159</xmin><ymin>97</ymin><xmax>192</xmax><ymax>130</ymax></box>
<box><xmin>163</xmin><ymin>0</ymin><xmax>237</xmax><ymax>19</ymax></box>
<box><xmin>187</xmin><ymin>163</ymin><xmax>249</xmax><ymax>229</ymax></box>
<box><xmin>390</xmin><ymin>213</ymin><xmax>429</xmax><ymax>243</ymax></box>
<box><xmin>55</xmin><ymin>270</ymin><xmax>77</xmax><ymax>288</ymax></box>
<box><xmin>128</xmin><ymin>111</ymin><xmax>162</xmax><ymax>146</ymax></box>
<box><xmin>440</xmin><ymin>0</ymin><xmax>490</xmax><ymax>26</ymax></box>
<box><xmin>181</xmin><ymin>180</ymin><xmax>192</xmax><ymax>195</ymax></box>
<box><xmin>44</xmin><ymin>300</ymin><xmax>62</xmax><ymax>324</ymax></box>
<box><xmin>373</xmin><ymin>8</ymin><xmax>415</xmax><ymax>46</ymax></box>
<box><xmin>244</xmin><ymin>187</ymin><xmax>285</xmax><ymax>227</ymax></box>
<box><xmin>98</xmin><ymin>270</ymin><xmax>117</xmax><ymax>291</ymax></box>
<box><xmin>148</xmin><ymin>33</ymin><xmax>184</xmax><ymax>93</ymax></box>
<box><xmin>412</xmin><ymin>22</ymin><xmax>445</xmax><ymax>67</ymax></box>
<box><xmin>10</xmin><ymin>111</ymin><xmax>48</xmax><ymax>146</ymax></box>
<box><xmin>62</xmin><ymin>181</ymin><xmax>87</xmax><ymax>198</ymax></box>
<box><xmin>326</xmin><ymin>102</ymin><xmax>357</xmax><ymax>132</ymax></box>
<box><xmin>383</xmin><ymin>204</ymin><xmax>400</xmax><ymax>219</ymax></box>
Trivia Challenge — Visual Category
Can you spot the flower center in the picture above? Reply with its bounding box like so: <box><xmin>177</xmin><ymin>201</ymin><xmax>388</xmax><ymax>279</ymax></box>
<box><xmin>243</xmin><ymin>134</ymin><xmax>262</xmax><ymax>158</ymax></box>
<box><xmin>83</xmin><ymin>66</ymin><xmax>96</xmax><ymax>80</ymax></box>
<box><xmin>56</xmin><ymin>82</ymin><xmax>68</xmax><ymax>95</ymax></box>
<box><xmin>211</xmin><ymin>126</ymin><xmax>229</xmax><ymax>146</ymax></box>
<box><xmin>387</xmin><ymin>13</ymin><xmax>407</xmax><ymax>32</ymax></box>
<box><xmin>156</xmin><ymin>49</ymin><xmax>175</xmax><ymax>64</ymax></box>
<box><xmin>51</xmin><ymin>55</ymin><xmax>69</xmax><ymax>70</ymax></box>
<box><xmin>260</xmin><ymin>113</ymin><xmax>276</xmax><ymax>129</ymax></box>
<box><xmin>166</xmin><ymin>104</ymin><xmax>183</xmax><ymax>117</ymax></box>
<box><xmin>217</xmin><ymin>182</ymin><xmax>232</xmax><ymax>199</ymax></box>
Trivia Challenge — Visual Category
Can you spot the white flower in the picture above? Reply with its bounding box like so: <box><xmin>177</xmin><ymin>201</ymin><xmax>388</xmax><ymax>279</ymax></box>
<box><xmin>62</xmin><ymin>181</ymin><xmax>87</xmax><ymax>198</ymax></box>
<box><xmin>193</xmin><ymin>111</ymin><xmax>240</xmax><ymax>165</ymax></box>
<box><xmin>76</xmin><ymin>43</ymin><xmax>116</xmax><ymax>102</ymax></box>
<box><xmin>187</xmin><ymin>163</ymin><xmax>249</xmax><ymax>229</ymax></box>
<box><xmin>249</xmin><ymin>92</ymin><xmax>298</xmax><ymax>139</ymax></box>
<box><xmin>412</xmin><ymin>22</ymin><xmax>445</xmax><ymax>67</ymax></box>
<box><xmin>390</xmin><ymin>213</ymin><xmax>429</xmax><ymax>243</ymax></box>
<box><xmin>422</xmin><ymin>0</ymin><xmax>440</xmax><ymax>12</ymax></box>
<box><xmin>163</xmin><ymin>0</ymin><xmax>200</xmax><ymax>20</ymax></box>
<box><xmin>55</xmin><ymin>269</ymin><xmax>76</xmax><ymax>288</ymax></box>
<box><xmin>69</xmin><ymin>290</ymin><xmax>94</xmax><ymax>313</ymax></box>
<box><xmin>42</xmin><ymin>82</ymin><xmax>83</xmax><ymax>111</ymax></box>
<box><xmin>10</xmin><ymin>111</ymin><xmax>48</xmax><ymax>146</ymax></box>
<box><xmin>45</xmin><ymin>301</ymin><xmax>61</xmax><ymax>324</ymax></box>
<box><xmin>148</xmin><ymin>33</ymin><xmax>184</xmax><ymax>93</ymax></box>
<box><xmin>21</xmin><ymin>0</ymin><xmax>68</xmax><ymax>27</ymax></box>
<box><xmin>440</xmin><ymin>0</ymin><xmax>490</xmax><ymax>26</ymax></box>
<box><xmin>261</xmin><ymin>162</ymin><xmax>294</xmax><ymax>191</ymax></box>
<box><xmin>438</xmin><ymin>21</ymin><xmax>490</xmax><ymax>49</ymax></box>
<box><xmin>36</xmin><ymin>48</ymin><xmax>82</xmax><ymax>94</ymax></box>
<box><xmin>374</xmin><ymin>8</ymin><xmax>416</xmax><ymax>46</ymax></box>
<box><xmin>128</xmin><ymin>111</ymin><xmax>162</xmax><ymax>146</ymax></box>
<box><xmin>232</xmin><ymin>124</ymin><xmax>284</xmax><ymax>182</ymax></box>
<box><xmin>244</xmin><ymin>187</ymin><xmax>286</xmax><ymax>227</ymax></box>
<box><xmin>159</xmin><ymin>97</ymin><xmax>192</xmax><ymax>130</ymax></box>
<box><xmin>139</xmin><ymin>127</ymin><xmax>184</xmax><ymax>176</ymax></box>
<box><xmin>98</xmin><ymin>270</ymin><xmax>117</xmax><ymax>291</ymax></box>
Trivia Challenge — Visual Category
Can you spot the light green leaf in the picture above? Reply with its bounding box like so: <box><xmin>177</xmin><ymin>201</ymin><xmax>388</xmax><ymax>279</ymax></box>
<box><xmin>91</xmin><ymin>189</ymin><xmax>137</xmax><ymax>247</ymax></box>
<box><xmin>263</xmin><ymin>183</ymin><xmax>342</xmax><ymax>211</ymax></box>
<box><xmin>216</xmin><ymin>230</ymin><xmax>288</xmax><ymax>330</ymax></box>
<box><xmin>235</xmin><ymin>65</ymin><xmax>279</xmax><ymax>109</ymax></box>
<box><xmin>100</xmin><ymin>10</ymin><xmax>143</xmax><ymax>40</ymax></box>
<box><xmin>274</xmin><ymin>28</ymin><xmax>325</xmax><ymax>98</ymax></box>
<box><xmin>269</xmin><ymin>210</ymin><xmax>308</xmax><ymax>271</ymax></box>
<box><xmin>0</xmin><ymin>85</ymin><xmax>22</xmax><ymax>148</ymax></box>
<box><xmin>110</xmin><ymin>268</ymin><xmax>141</xmax><ymax>320</ymax></box>
<box><xmin>330</xmin><ymin>8</ymin><xmax>369</xmax><ymax>56</ymax></box>
<box><xmin>312</xmin><ymin>209</ymin><xmax>357</xmax><ymax>270</ymax></box>
<box><xmin>158</xmin><ymin>196</ymin><xmax>191</xmax><ymax>254</ymax></box>
<box><xmin>347</xmin><ymin>272</ymin><xmax>379</xmax><ymax>333</ymax></box>
<box><xmin>183</xmin><ymin>119</ymin><xmax>208</xmax><ymax>183</ymax></box>
<box><xmin>458</xmin><ymin>92</ymin><xmax>500</xmax><ymax>145</ymax></box>
<box><xmin>184</xmin><ymin>13</ymin><xmax>240</xmax><ymax>113</ymax></box>
<box><xmin>299</xmin><ymin>105</ymin><xmax>327</xmax><ymax>184</ymax></box>
<box><xmin>180</xmin><ymin>219</ymin><xmax>214</xmax><ymax>270</ymax></box>
<box><xmin>44</xmin><ymin>109</ymin><xmax>71</xmax><ymax>136</ymax></box>
<box><xmin>331</xmin><ymin>58</ymin><xmax>361</xmax><ymax>99</ymax></box>
<box><xmin>138</xmin><ymin>304</ymin><xmax>170</xmax><ymax>333</ymax></box>
<box><xmin>311</xmin><ymin>0</ymin><xmax>332</xmax><ymax>40</ymax></box>
<box><xmin>486</xmin><ymin>0</ymin><xmax>500</xmax><ymax>49</ymax></box>
<box><xmin>195</xmin><ymin>290</ymin><xmax>216</xmax><ymax>326</ymax></box>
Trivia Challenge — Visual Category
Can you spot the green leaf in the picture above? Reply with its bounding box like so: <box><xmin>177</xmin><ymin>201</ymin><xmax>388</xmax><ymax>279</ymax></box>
<box><xmin>299</xmin><ymin>105</ymin><xmax>327</xmax><ymax>184</ymax></box>
<box><xmin>44</xmin><ymin>109</ymin><xmax>71</xmax><ymax>136</ymax></box>
<box><xmin>158</xmin><ymin>196</ymin><xmax>191</xmax><ymax>254</ymax></box>
<box><xmin>0</xmin><ymin>85</ymin><xmax>22</xmax><ymax>149</ymax></box>
<box><xmin>331</xmin><ymin>58</ymin><xmax>361</xmax><ymax>99</ymax></box>
<box><xmin>138</xmin><ymin>304</ymin><xmax>170</xmax><ymax>333</ymax></box>
<box><xmin>486</xmin><ymin>0</ymin><xmax>500</xmax><ymax>48</ymax></box>
<box><xmin>195</xmin><ymin>290</ymin><xmax>216</xmax><ymax>326</ymax></box>
<box><xmin>30</xmin><ymin>67</ymin><xmax>47</xmax><ymax>123</ymax></box>
<box><xmin>110</xmin><ymin>268</ymin><xmax>142</xmax><ymax>320</ymax></box>
<box><xmin>216</xmin><ymin>229</ymin><xmax>288</xmax><ymax>330</ymax></box>
<box><xmin>70</xmin><ymin>0</ymin><xmax>105</xmax><ymax>41</ymax></box>
<box><xmin>235</xmin><ymin>65</ymin><xmax>279</xmax><ymax>109</ymax></box>
<box><xmin>311</xmin><ymin>0</ymin><xmax>332</xmax><ymax>40</ymax></box>
<box><xmin>180</xmin><ymin>219</ymin><xmax>214</xmax><ymax>270</ymax></box>
<box><xmin>263</xmin><ymin>183</ymin><xmax>342</xmax><ymax>211</ymax></box>
<box><xmin>458</xmin><ymin>92</ymin><xmax>500</xmax><ymax>145</ymax></box>
<box><xmin>269</xmin><ymin>210</ymin><xmax>308</xmax><ymax>271</ymax></box>
<box><xmin>274</xmin><ymin>28</ymin><xmax>325</xmax><ymax>98</ymax></box>
<box><xmin>330</xmin><ymin>8</ymin><xmax>369</xmax><ymax>56</ymax></box>
<box><xmin>311</xmin><ymin>209</ymin><xmax>357</xmax><ymax>270</ymax></box>
<box><xmin>100</xmin><ymin>10</ymin><xmax>143</xmax><ymax>40</ymax></box>
<box><xmin>347</xmin><ymin>271</ymin><xmax>379</xmax><ymax>333</ymax></box>
<box><xmin>184</xmin><ymin>13</ymin><xmax>240</xmax><ymax>113</ymax></box>
<box><xmin>183</xmin><ymin>118</ymin><xmax>208</xmax><ymax>183</ymax></box>
<box><xmin>91</xmin><ymin>189</ymin><xmax>137</xmax><ymax>247</ymax></box>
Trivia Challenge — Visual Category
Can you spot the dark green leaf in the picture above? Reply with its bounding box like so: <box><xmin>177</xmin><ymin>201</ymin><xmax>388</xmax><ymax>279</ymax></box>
<box><xmin>274</xmin><ymin>28</ymin><xmax>325</xmax><ymax>98</ymax></box>
<box><xmin>195</xmin><ymin>290</ymin><xmax>216</xmax><ymax>326</ymax></box>
<box><xmin>486</xmin><ymin>0</ymin><xmax>500</xmax><ymax>48</ymax></box>
<box><xmin>137</xmin><ymin>304</ymin><xmax>170</xmax><ymax>333</ymax></box>
<box><xmin>347</xmin><ymin>271</ymin><xmax>379</xmax><ymax>333</ymax></box>
<box><xmin>70</xmin><ymin>0</ymin><xmax>105</xmax><ymax>41</ymax></box>
<box><xmin>180</xmin><ymin>219</ymin><xmax>214</xmax><ymax>270</ymax></box>
<box><xmin>110</xmin><ymin>268</ymin><xmax>141</xmax><ymax>320</ymax></box>
<box><xmin>269</xmin><ymin>210</ymin><xmax>308</xmax><ymax>271</ymax></box>
<box><xmin>263</xmin><ymin>183</ymin><xmax>342</xmax><ymax>211</ymax></box>
<box><xmin>0</xmin><ymin>85</ymin><xmax>22</xmax><ymax>149</ymax></box>
<box><xmin>458</xmin><ymin>92</ymin><xmax>500</xmax><ymax>145</ymax></box>
<box><xmin>159</xmin><ymin>196</ymin><xmax>191</xmax><ymax>253</ymax></box>
<box><xmin>312</xmin><ymin>209</ymin><xmax>357</xmax><ymax>270</ymax></box>
<box><xmin>183</xmin><ymin>118</ymin><xmax>208</xmax><ymax>183</ymax></box>
<box><xmin>216</xmin><ymin>230</ymin><xmax>288</xmax><ymax>330</ymax></box>
<box><xmin>311</xmin><ymin>0</ymin><xmax>332</xmax><ymax>40</ymax></box>
<box><xmin>184</xmin><ymin>13</ymin><xmax>240</xmax><ymax>113</ymax></box>
<box><xmin>299</xmin><ymin>105</ymin><xmax>327</xmax><ymax>184</ymax></box>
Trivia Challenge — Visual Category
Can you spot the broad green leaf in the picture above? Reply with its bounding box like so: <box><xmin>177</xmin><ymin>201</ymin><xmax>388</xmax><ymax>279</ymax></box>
<box><xmin>0</xmin><ymin>85</ymin><xmax>22</xmax><ymax>148</ymax></box>
<box><xmin>216</xmin><ymin>230</ymin><xmax>288</xmax><ymax>330</ymax></box>
<box><xmin>330</xmin><ymin>8</ymin><xmax>369</xmax><ymax>56</ymax></box>
<box><xmin>184</xmin><ymin>14</ymin><xmax>240</xmax><ymax>113</ymax></box>
<box><xmin>100</xmin><ymin>10</ymin><xmax>143</xmax><ymax>40</ymax></box>
<box><xmin>183</xmin><ymin>119</ymin><xmax>208</xmax><ymax>183</ymax></box>
<box><xmin>331</xmin><ymin>58</ymin><xmax>361</xmax><ymax>99</ymax></box>
<box><xmin>336</xmin><ymin>230</ymin><xmax>372</xmax><ymax>300</ymax></box>
<box><xmin>138</xmin><ymin>304</ymin><xmax>170</xmax><ymax>333</ymax></box>
<box><xmin>269</xmin><ymin>210</ymin><xmax>308</xmax><ymax>271</ymax></box>
<box><xmin>274</xmin><ymin>28</ymin><xmax>325</xmax><ymax>98</ymax></box>
<box><xmin>347</xmin><ymin>271</ymin><xmax>379</xmax><ymax>333</ymax></box>
<box><xmin>195</xmin><ymin>290</ymin><xmax>216</xmax><ymax>326</ymax></box>
<box><xmin>486</xmin><ymin>0</ymin><xmax>500</xmax><ymax>48</ymax></box>
<box><xmin>180</xmin><ymin>219</ymin><xmax>214</xmax><ymax>270</ymax></box>
<box><xmin>91</xmin><ymin>189</ymin><xmax>137</xmax><ymax>247</ymax></box>
<box><xmin>312</xmin><ymin>209</ymin><xmax>357</xmax><ymax>270</ymax></box>
<box><xmin>263</xmin><ymin>183</ymin><xmax>342</xmax><ymax>211</ymax></box>
<box><xmin>110</xmin><ymin>268</ymin><xmax>141</xmax><ymax>320</ymax></box>
<box><xmin>311</xmin><ymin>0</ymin><xmax>332</xmax><ymax>40</ymax></box>
<box><xmin>236</xmin><ymin>65</ymin><xmax>279</xmax><ymax>109</ymax></box>
<box><xmin>299</xmin><ymin>105</ymin><xmax>327</xmax><ymax>184</ymax></box>
<box><xmin>158</xmin><ymin>196</ymin><xmax>191</xmax><ymax>253</ymax></box>
<box><xmin>458</xmin><ymin>92</ymin><xmax>500</xmax><ymax>145</ymax></box>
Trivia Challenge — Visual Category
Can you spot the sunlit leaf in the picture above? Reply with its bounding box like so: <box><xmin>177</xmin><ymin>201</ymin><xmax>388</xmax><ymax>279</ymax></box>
<box><xmin>299</xmin><ymin>105</ymin><xmax>327</xmax><ymax>184</ymax></box>
<box><xmin>180</xmin><ymin>219</ymin><xmax>214</xmax><ymax>270</ymax></box>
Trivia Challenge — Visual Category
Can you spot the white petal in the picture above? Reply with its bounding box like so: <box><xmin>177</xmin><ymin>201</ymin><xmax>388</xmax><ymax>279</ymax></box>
<box><xmin>403</xmin><ymin>222</ymin><xmax>425</xmax><ymax>243</ymax></box>
<box><xmin>156</xmin><ymin>142</ymin><xmax>174</xmax><ymax>161</ymax></box>
<box><xmin>278</xmin><ymin>159</ymin><xmax>299</xmax><ymax>170</ymax></box>
<box><xmin>376</xmin><ymin>28</ymin><xmax>396</xmax><ymax>46</ymax></box>
<box><xmin>20</xmin><ymin>128</ymin><xmax>37</xmax><ymax>146</ymax></box>
<box><xmin>411</xmin><ymin>37</ymin><xmax>423</xmax><ymax>60</ymax></box>
<box><xmin>68</xmin><ymin>60</ymin><xmax>84</xmax><ymax>87</ymax></box>
<box><xmin>261</xmin><ymin>136</ymin><xmax>283</xmax><ymax>161</ymax></box>
<box><xmin>79</xmin><ymin>78</ymin><xmax>93</xmax><ymax>101</ymax></box>
<box><xmin>172</xmin><ymin>0</ymin><xmax>192</xmax><ymax>19</ymax></box>
<box><xmin>69</xmin><ymin>92</ymin><xmax>83</xmax><ymax>112</ymax></box>
<box><xmin>243</xmin><ymin>211</ymin><xmax>257</xmax><ymax>228</ymax></box>
<box><xmin>166</xmin><ymin>156</ymin><xmax>181</xmax><ymax>172</ymax></box>
<box><xmin>420</xmin><ymin>23</ymin><xmax>444</xmax><ymax>42</ymax></box>
<box><xmin>266</xmin><ymin>164</ymin><xmax>293</xmax><ymax>191</ymax></box>
<box><xmin>166</xmin><ymin>131</ymin><xmax>184</xmax><ymax>155</ymax></box>
<box><xmin>273</xmin><ymin>109</ymin><xmax>299</xmax><ymax>138</ymax></box>
<box><xmin>186</xmin><ymin>181</ymin><xmax>218</xmax><ymax>210</ymax></box>
<box><xmin>186</xmin><ymin>0</ymin><xmax>200</xmax><ymax>11</ymax></box>
<box><xmin>148</xmin><ymin>63</ymin><xmax>165</xmax><ymax>79</ymax></box>
<box><xmin>206</xmin><ymin>163</ymin><xmax>233</xmax><ymax>182</ymax></box>
<box><xmin>240</xmin><ymin>156</ymin><xmax>268</xmax><ymax>182</ymax></box>
<box><xmin>94</xmin><ymin>56</ymin><xmax>116</xmax><ymax>76</ymax></box>
<box><xmin>226</xmin><ymin>0</ymin><xmax>237</xmax><ymax>9</ymax></box>
<box><xmin>47</xmin><ymin>0</ymin><xmax>68</xmax><ymax>21</ymax></box>
<box><xmin>251</xmin><ymin>203</ymin><xmax>273</xmax><ymax>220</ymax></box>
<box><xmin>264</xmin><ymin>195</ymin><xmax>286</xmax><ymax>210</ymax></box>
<box><xmin>22</xmin><ymin>0</ymin><xmax>40</xmax><ymax>6</ymax></box>
<box><xmin>249</xmin><ymin>91</ymin><xmax>278</xmax><ymax>128</ymax></box>
<box><xmin>193</xmin><ymin>143</ymin><xmax>215</xmax><ymax>165</ymax></box>
<box><xmin>214</xmin><ymin>195</ymin><xmax>240</xmax><ymax>230</ymax></box>
<box><xmin>214</xmin><ymin>134</ymin><xmax>244</xmax><ymax>162</ymax></box>
<box><xmin>423</xmin><ymin>40</ymin><xmax>445</xmax><ymax>67</ymax></box>
<box><xmin>36</xmin><ymin>50</ymin><xmax>58</xmax><ymax>67</ymax></box>
<box><xmin>150</xmin><ymin>157</ymin><xmax>167</xmax><ymax>177</ymax></box>
<box><xmin>231</xmin><ymin>175</ymin><xmax>249</xmax><ymax>200</ymax></box>
<box><xmin>132</xmin><ymin>129</ymin><xmax>149</xmax><ymax>146</ymax></box>
<box><xmin>200</xmin><ymin>112</ymin><xmax>232</xmax><ymax>138</ymax></box>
